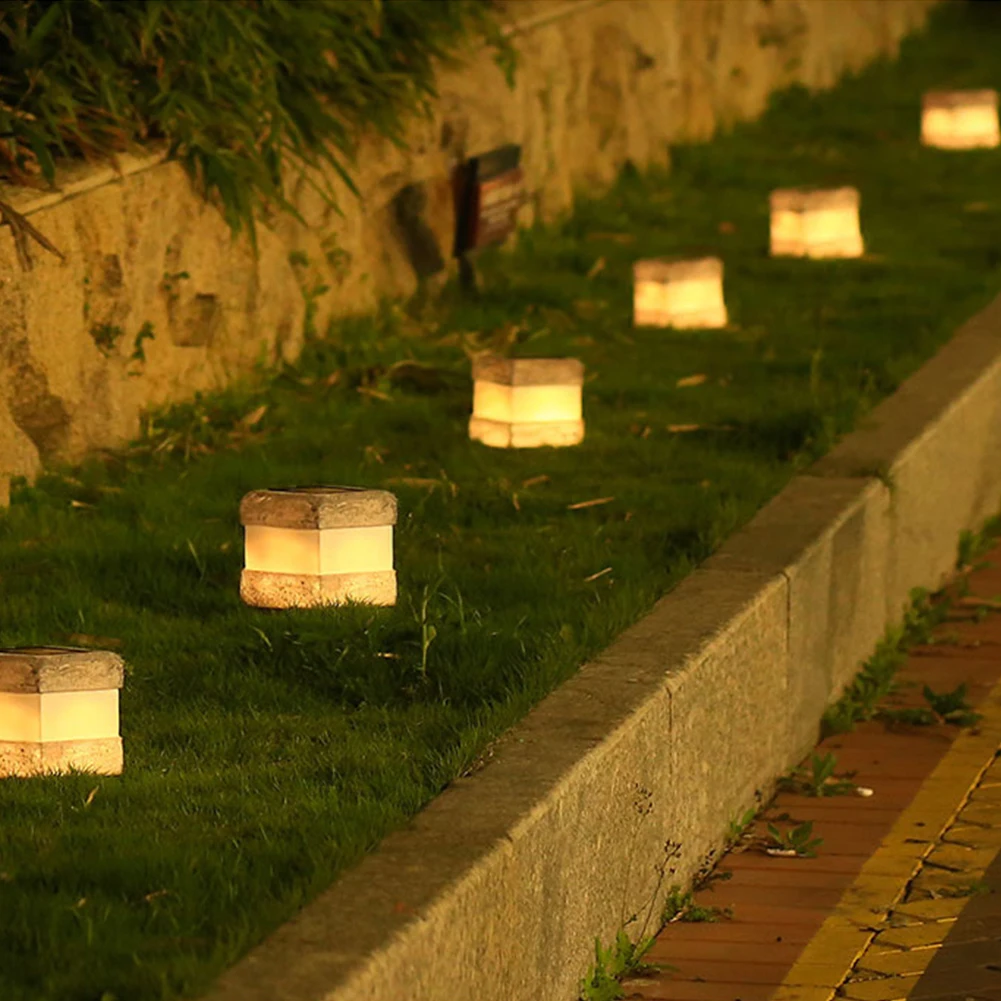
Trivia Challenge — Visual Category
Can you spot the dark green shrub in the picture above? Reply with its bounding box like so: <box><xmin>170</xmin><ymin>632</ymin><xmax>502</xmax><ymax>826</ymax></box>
<box><xmin>0</xmin><ymin>0</ymin><xmax>512</xmax><ymax>247</ymax></box>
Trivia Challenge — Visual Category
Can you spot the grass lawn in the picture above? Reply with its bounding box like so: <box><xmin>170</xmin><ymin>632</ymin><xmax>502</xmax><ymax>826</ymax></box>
<box><xmin>1</xmin><ymin>4</ymin><xmax>1001</xmax><ymax>999</ymax></box>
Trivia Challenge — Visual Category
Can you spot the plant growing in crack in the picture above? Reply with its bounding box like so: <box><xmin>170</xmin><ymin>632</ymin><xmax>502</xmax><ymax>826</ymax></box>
<box><xmin>764</xmin><ymin>820</ymin><xmax>823</xmax><ymax>858</ymax></box>
<box><xmin>880</xmin><ymin>683</ymin><xmax>982</xmax><ymax>728</ymax></box>
<box><xmin>578</xmin><ymin>789</ymin><xmax>679</xmax><ymax>1001</ymax></box>
<box><xmin>781</xmin><ymin>752</ymin><xmax>857</xmax><ymax>797</ymax></box>
<box><xmin>662</xmin><ymin>874</ymin><xmax>734</xmax><ymax>925</ymax></box>
<box><xmin>725</xmin><ymin>807</ymin><xmax>757</xmax><ymax>850</ymax></box>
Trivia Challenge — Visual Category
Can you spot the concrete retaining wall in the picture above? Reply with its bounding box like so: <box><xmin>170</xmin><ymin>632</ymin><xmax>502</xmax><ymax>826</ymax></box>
<box><xmin>0</xmin><ymin>0</ymin><xmax>938</xmax><ymax>487</ymax></box>
<box><xmin>202</xmin><ymin>296</ymin><xmax>1001</xmax><ymax>999</ymax></box>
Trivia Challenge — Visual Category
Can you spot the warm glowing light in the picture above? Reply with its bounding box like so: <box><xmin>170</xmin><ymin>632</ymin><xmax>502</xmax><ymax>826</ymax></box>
<box><xmin>0</xmin><ymin>647</ymin><xmax>124</xmax><ymax>777</ymax></box>
<box><xmin>769</xmin><ymin>187</ymin><xmax>864</xmax><ymax>259</ymax></box>
<box><xmin>240</xmin><ymin>486</ymin><xmax>398</xmax><ymax>608</ymax></box>
<box><xmin>922</xmin><ymin>90</ymin><xmax>1000</xmax><ymax>149</ymax></box>
<box><xmin>469</xmin><ymin>356</ymin><xmax>585</xmax><ymax>448</ymax></box>
<box><xmin>633</xmin><ymin>258</ymin><xmax>727</xmax><ymax>329</ymax></box>
<box><xmin>0</xmin><ymin>690</ymin><xmax>119</xmax><ymax>742</ymax></box>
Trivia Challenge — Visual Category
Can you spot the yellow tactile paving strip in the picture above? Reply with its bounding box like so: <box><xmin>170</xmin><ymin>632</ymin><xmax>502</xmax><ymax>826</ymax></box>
<box><xmin>631</xmin><ymin>549</ymin><xmax>1001</xmax><ymax>1001</ymax></box>
<box><xmin>781</xmin><ymin>698</ymin><xmax>1001</xmax><ymax>1000</ymax></box>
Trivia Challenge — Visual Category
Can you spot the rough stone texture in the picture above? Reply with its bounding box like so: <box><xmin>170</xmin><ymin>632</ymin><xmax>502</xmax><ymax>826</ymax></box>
<box><xmin>239</xmin><ymin>569</ymin><xmax>397</xmax><ymax>609</ymax></box>
<box><xmin>704</xmin><ymin>475</ymin><xmax>892</xmax><ymax>757</ymax></box>
<box><xmin>633</xmin><ymin>256</ymin><xmax>723</xmax><ymax>283</ymax></box>
<box><xmin>239</xmin><ymin>487</ymin><xmax>398</xmax><ymax>530</ymax></box>
<box><xmin>205</xmin><ymin>568</ymin><xmax>791</xmax><ymax>1001</ymax></box>
<box><xmin>468</xmin><ymin>416</ymin><xmax>585</xmax><ymax>448</ymax></box>
<box><xmin>769</xmin><ymin>185</ymin><xmax>861</xmax><ymax>211</ymax></box>
<box><xmin>0</xmin><ymin>736</ymin><xmax>123</xmax><ymax>777</ymax></box>
<box><xmin>810</xmin><ymin>291</ymin><xmax>1001</xmax><ymax>620</ymax></box>
<box><xmin>471</xmin><ymin>355</ymin><xmax>585</xmax><ymax>386</ymax></box>
<box><xmin>0</xmin><ymin>646</ymin><xmax>125</xmax><ymax>694</ymax></box>
<box><xmin>0</xmin><ymin>0</ymin><xmax>938</xmax><ymax>484</ymax></box>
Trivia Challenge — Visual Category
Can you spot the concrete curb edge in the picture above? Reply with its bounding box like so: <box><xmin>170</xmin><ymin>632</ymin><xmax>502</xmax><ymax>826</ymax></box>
<box><xmin>205</xmin><ymin>291</ymin><xmax>1001</xmax><ymax>1001</ymax></box>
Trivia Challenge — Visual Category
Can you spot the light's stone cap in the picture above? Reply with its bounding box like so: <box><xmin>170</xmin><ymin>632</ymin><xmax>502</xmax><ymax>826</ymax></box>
<box><xmin>471</xmin><ymin>356</ymin><xmax>585</xmax><ymax>386</ymax></box>
<box><xmin>923</xmin><ymin>89</ymin><xmax>999</xmax><ymax>110</ymax></box>
<box><xmin>769</xmin><ymin>186</ymin><xmax>860</xmax><ymax>211</ymax></box>
<box><xmin>633</xmin><ymin>256</ymin><xmax>723</xmax><ymax>282</ymax></box>
<box><xmin>0</xmin><ymin>647</ymin><xmax>125</xmax><ymax>694</ymax></box>
<box><xmin>239</xmin><ymin>486</ymin><xmax>398</xmax><ymax>529</ymax></box>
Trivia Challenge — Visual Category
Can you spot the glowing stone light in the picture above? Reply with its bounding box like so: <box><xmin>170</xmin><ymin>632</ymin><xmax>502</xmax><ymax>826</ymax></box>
<box><xmin>921</xmin><ymin>90</ymin><xmax>1000</xmax><ymax>150</ymax></box>
<box><xmin>633</xmin><ymin>257</ymin><xmax>728</xmax><ymax>329</ymax></box>
<box><xmin>469</xmin><ymin>356</ymin><xmax>584</xmax><ymax>449</ymax></box>
<box><xmin>0</xmin><ymin>646</ymin><xmax>124</xmax><ymax>777</ymax></box>
<box><xmin>769</xmin><ymin>187</ymin><xmax>864</xmax><ymax>259</ymax></box>
<box><xmin>240</xmin><ymin>486</ymin><xmax>397</xmax><ymax>608</ymax></box>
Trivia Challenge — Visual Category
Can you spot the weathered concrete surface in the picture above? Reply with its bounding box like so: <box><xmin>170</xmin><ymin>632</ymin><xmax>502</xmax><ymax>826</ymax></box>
<box><xmin>706</xmin><ymin>475</ymin><xmax>893</xmax><ymax>758</ymax></box>
<box><xmin>205</xmin><ymin>569</ymin><xmax>790</xmax><ymax>1001</ymax></box>
<box><xmin>203</xmin><ymin>288</ymin><xmax>1001</xmax><ymax>1001</ymax></box>
<box><xmin>811</xmin><ymin>291</ymin><xmax>1001</xmax><ymax>619</ymax></box>
<box><xmin>0</xmin><ymin>0</ymin><xmax>938</xmax><ymax>483</ymax></box>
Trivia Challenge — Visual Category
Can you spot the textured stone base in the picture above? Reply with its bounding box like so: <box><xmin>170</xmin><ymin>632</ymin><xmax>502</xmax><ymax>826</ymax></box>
<box><xmin>240</xmin><ymin>569</ymin><xmax>397</xmax><ymax>608</ymax></box>
<box><xmin>635</xmin><ymin>307</ymin><xmax>728</xmax><ymax>329</ymax></box>
<box><xmin>771</xmin><ymin>236</ymin><xmax>864</xmax><ymax>259</ymax></box>
<box><xmin>468</xmin><ymin>417</ymin><xmax>585</xmax><ymax>449</ymax></box>
<box><xmin>0</xmin><ymin>737</ymin><xmax>123</xmax><ymax>777</ymax></box>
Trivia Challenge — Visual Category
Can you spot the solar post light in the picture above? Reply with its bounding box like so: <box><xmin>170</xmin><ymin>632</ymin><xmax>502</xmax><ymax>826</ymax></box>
<box><xmin>469</xmin><ymin>356</ymin><xmax>585</xmax><ymax>449</ymax></box>
<box><xmin>633</xmin><ymin>257</ymin><xmax>728</xmax><ymax>329</ymax></box>
<box><xmin>921</xmin><ymin>90</ymin><xmax>1000</xmax><ymax>149</ymax></box>
<box><xmin>769</xmin><ymin>187</ymin><xmax>864</xmax><ymax>259</ymax></box>
<box><xmin>0</xmin><ymin>646</ymin><xmax>124</xmax><ymax>778</ymax></box>
<box><xmin>240</xmin><ymin>487</ymin><xmax>398</xmax><ymax>609</ymax></box>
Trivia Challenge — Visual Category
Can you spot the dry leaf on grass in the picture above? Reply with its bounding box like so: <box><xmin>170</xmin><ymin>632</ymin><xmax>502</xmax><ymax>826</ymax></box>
<box><xmin>240</xmin><ymin>404</ymin><xmax>268</xmax><ymax>428</ymax></box>
<box><xmin>357</xmin><ymin>386</ymin><xmax>391</xmax><ymax>402</ymax></box>
<box><xmin>667</xmin><ymin>424</ymin><xmax>702</xmax><ymax>433</ymax></box>
<box><xmin>586</xmin><ymin>256</ymin><xmax>606</xmax><ymax>279</ymax></box>
<box><xmin>521</xmin><ymin>474</ymin><xmax>550</xmax><ymax>489</ymax></box>
<box><xmin>676</xmin><ymin>373</ymin><xmax>707</xmax><ymax>388</ymax></box>
<box><xmin>567</xmin><ymin>496</ymin><xmax>615</xmax><ymax>511</ymax></box>
<box><xmin>584</xmin><ymin>567</ymin><xmax>612</xmax><ymax>582</ymax></box>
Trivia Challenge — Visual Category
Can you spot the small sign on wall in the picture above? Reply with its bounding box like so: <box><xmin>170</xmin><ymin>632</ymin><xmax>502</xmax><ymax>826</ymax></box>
<box><xmin>453</xmin><ymin>144</ymin><xmax>524</xmax><ymax>257</ymax></box>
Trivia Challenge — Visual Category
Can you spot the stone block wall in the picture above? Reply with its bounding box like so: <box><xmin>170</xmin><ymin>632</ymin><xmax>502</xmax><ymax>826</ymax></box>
<box><xmin>0</xmin><ymin>0</ymin><xmax>939</xmax><ymax>485</ymax></box>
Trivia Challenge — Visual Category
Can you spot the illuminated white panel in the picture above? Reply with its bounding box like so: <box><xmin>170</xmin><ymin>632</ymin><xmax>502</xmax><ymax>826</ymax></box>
<box><xmin>509</xmin><ymin>385</ymin><xmax>581</xmax><ymax>423</ymax></box>
<box><xmin>0</xmin><ymin>690</ymin><xmax>119</xmax><ymax>743</ymax></box>
<box><xmin>318</xmin><ymin>526</ymin><xmax>394</xmax><ymax>574</ymax></box>
<box><xmin>923</xmin><ymin>106</ymin><xmax>999</xmax><ymax>149</ymax></box>
<box><xmin>473</xmin><ymin>381</ymin><xmax>513</xmax><ymax>423</ymax></box>
<box><xmin>244</xmin><ymin>526</ymin><xmax>321</xmax><ymax>575</ymax></box>
<box><xmin>803</xmin><ymin>208</ymin><xmax>859</xmax><ymax>247</ymax></box>
<box><xmin>663</xmin><ymin>277</ymin><xmax>725</xmax><ymax>317</ymax></box>
<box><xmin>954</xmin><ymin>105</ymin><xmax>1000</xmax><ymax>144</ymax></box>
<box><xmin>0</xmin><ymin>693</ymin><xmax>41</xmax><ymax>742</ymax></box>
<box><xmin>634</xmin><ymin>280</ymin><xmax>667</xmax><ymax>325</ymax></box>
<box><xmin>245</xmin><ymin>525</ymin><xmax>393</xmax><ymax>575</ymax></box>
<box><xmin>770</xmin><ymin>209</ymin><xmax>802</xmax><ymax>246</ymax></box>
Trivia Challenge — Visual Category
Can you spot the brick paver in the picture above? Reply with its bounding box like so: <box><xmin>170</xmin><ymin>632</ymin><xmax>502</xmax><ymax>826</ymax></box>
<box><xmin>622</xmin><ymin>542</ymin><xmax>1001</xmax><ymax>1001</ymax></box>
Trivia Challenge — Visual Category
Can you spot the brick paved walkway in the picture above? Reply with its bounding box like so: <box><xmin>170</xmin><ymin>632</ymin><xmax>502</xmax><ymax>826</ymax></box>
<box><xmin>622</xmin><ymin>543</ymin><xmax>1001</xmax><ymax>1001</ymax></box>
